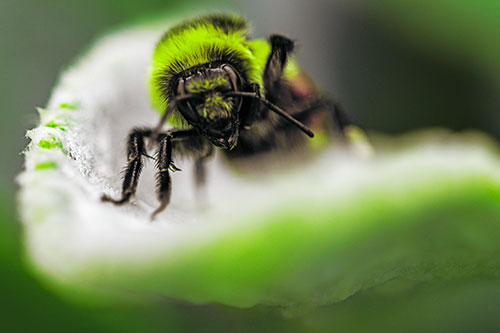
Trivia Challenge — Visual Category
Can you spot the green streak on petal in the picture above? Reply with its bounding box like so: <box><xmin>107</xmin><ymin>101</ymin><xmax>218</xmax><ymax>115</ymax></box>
<box><xmin>59</xmin><ymin>102</ymin><xmax>79</xmax><ymax>110</ymax></box>
<box><xmin>35</xmin><ymin>161</ymin><xmax>58</xmax><ymax>170</ymax></box>
<box><xmin>45</xmin><ymin>121</ymin><xmax>66</xmax><ymax>131</ymax></box>
<box><xmin>38</xmin><ymin>136</ymin><xmax>64</xmax><ymax>151</ymax></box>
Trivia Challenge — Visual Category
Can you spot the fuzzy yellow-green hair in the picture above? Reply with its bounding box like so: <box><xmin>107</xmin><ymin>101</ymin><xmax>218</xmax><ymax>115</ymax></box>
<box><xmin>186</xmin><ymin>73</ymin><xmax>235</xmax><ymax>120</ymax></box>
<box><xmin>148</xmin><ymin>13</ymin><xmax>300</xmax><ymax>128</ymax></box>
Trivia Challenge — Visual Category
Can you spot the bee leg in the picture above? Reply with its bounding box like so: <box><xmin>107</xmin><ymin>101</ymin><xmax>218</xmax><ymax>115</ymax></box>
<box><xmin>284</xmin><ymin>96</ymin><xmax>356</xmax><ymax>140</ymax></box>
<box><xmin>297</xmin><ymin>97</ymin><xmax>354</xmax><ymax>136</ymax></box>
<box><xmin>316</xmin><ymin>98</ymin><xmax>373</xmax><ymax>151</ymax></box>
<box><xmin>331</xmin><ymin>102</ymin><xmax>373</xmax><ymax>154</ymax></box>
<box><xmin>102</xmin><ymin>128</ymin><xmax>152</xmax><ymax>205</ymax></box>
<box><xmin>194</xmin><ymin>145</ymin><xmax>214</xmax><ymax>187</ymax></box>
<box><xmin>331</xmin><ymin>101</ymin><xmax>353</xmax><ymax>135</ymax></box>
<box><xmin>151</xmin><ymin>133</ymin><xmax>173</xmax><ymax>220</ymax></box>
<box><xmin>263</xmin><ymin>34</ymin><xmax>294</xmax><ymax>94</ymax></box>
<box><xmin>151</xmin><ymin>128</ymin><xmax>200</xmax><ymax>219</ymax></box>
<box><xmin>194</xmin><ymin>159</ymin><xmax>204</xmax><ymax>186</ymax></box>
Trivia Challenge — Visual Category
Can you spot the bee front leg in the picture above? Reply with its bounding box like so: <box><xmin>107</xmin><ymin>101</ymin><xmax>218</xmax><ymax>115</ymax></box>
<box><xmin>102</xmin><ymin>128</ymin><xmax>152</xmax><ymax>205</ymax></box>
<box><xmin>151</xmin><ymin>128</ymin><xmax>201</xmax><ymax>219</ymax></box>
<box><xmin>152</xmin><ymin>133</ymin><xmax>174</xmax><ymax>220</ymax></box>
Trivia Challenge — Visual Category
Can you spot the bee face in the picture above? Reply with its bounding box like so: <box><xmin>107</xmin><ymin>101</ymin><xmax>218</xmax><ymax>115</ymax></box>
<box><xmin>175</xmin><ymin>64</ymin><xmax>242</xmax><ymax>149</ymax></box>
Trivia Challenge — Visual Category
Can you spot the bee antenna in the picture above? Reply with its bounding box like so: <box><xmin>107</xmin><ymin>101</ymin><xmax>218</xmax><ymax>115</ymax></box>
<box><xmin>224</xmin><ymin>92</ymin><xmax>315</xmax><ymax>138</ymax></box>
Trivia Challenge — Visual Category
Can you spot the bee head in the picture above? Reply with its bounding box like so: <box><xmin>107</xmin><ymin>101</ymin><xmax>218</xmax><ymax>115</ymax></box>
<box><xmin>174</xmin><ymin>64</ymin><xmax>242</xmax><ymax>149</ymax></box>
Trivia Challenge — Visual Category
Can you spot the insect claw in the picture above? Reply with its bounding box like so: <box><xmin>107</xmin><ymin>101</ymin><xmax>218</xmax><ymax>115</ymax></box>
<box><xmin>101</xmin><ymin>193</ymin><xmax>130</xmax><ymax>205</ymax></box>
<box><xmin>168</xmin><ymin>162</ymin><xmax>181</xmax><ymax>172</ymax></box>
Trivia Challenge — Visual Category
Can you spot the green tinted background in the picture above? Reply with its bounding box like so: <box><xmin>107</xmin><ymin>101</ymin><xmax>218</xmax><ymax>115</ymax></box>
<box><xmin>2</xmin><ymin>0</ymin><xmax>500</xmax><ymax>331</ymax></box>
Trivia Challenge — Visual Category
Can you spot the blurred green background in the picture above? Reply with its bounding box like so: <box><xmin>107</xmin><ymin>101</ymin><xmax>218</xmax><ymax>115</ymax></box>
<box><xmin>2</xmin><ymin>0</ymin><xmax>500</xmax><ymax>331</ymax></box>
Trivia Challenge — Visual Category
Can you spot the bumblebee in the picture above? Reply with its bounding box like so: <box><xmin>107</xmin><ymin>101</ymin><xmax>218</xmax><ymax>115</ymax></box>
<box><xmin>102</xmin><ymin>13</ymin><xmax>353</xmax><ymax>219</ymax></box>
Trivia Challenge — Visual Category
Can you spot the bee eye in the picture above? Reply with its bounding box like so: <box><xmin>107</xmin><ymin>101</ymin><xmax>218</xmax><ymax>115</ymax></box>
<box><xmin>174</xmin><ymin>78</ymin><xmax>199</xmax><ymax>123</ymax></box>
